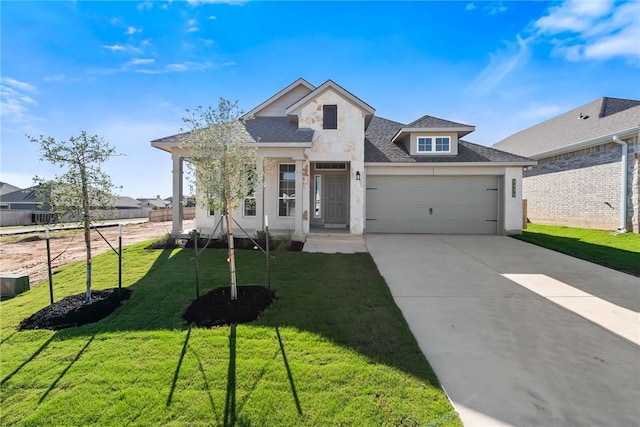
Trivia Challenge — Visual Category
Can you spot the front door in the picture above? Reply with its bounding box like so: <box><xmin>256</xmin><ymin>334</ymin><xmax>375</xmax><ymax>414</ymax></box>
<box><xmin>325</xmin><ymin>175</ymin><xmax>347</xmax><ymax>224</ymax></box>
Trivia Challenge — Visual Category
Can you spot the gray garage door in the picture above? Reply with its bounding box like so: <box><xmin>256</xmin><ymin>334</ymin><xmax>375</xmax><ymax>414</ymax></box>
<box><xmin>366</xmin><ymin>175</ymin><xmax>499</xmax><ymax>234</ymax></box>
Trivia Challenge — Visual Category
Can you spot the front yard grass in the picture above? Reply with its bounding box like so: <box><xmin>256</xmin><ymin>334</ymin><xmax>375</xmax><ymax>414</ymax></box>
<box><xmin>0</xmin><ymin>241</ymin><xmax>460</xmax><ymax>426</ymax></box>
<box><xmin>514</xmin><ymin>224</ymin><xmax>640</xmax><ymax>276</ymax></box>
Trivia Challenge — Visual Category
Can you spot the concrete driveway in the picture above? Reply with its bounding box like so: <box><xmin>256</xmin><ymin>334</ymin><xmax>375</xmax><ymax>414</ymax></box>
<box><xmin>365</xmin><ymin>234</ymin><xmax>640</xmax><ymax>427</ymax></box>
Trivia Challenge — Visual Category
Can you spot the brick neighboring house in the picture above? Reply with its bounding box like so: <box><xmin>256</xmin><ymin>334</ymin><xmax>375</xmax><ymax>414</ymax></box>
<box><xmin>493</xmin><ymin>97</ymin><xmax>640</xmax><ymax>233</ymax></box>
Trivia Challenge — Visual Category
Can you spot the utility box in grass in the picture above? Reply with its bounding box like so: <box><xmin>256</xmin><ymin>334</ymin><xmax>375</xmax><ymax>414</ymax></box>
<box><xmin>0</xmin><ymin>275</ymin><xmax>30</xmax><ymax>298</ymax></box>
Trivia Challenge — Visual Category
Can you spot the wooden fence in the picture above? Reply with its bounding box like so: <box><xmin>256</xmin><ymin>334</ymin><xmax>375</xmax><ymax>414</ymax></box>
<box><xmin>148</xmin><ymin>207</ymin><xmax>196</xmax><ymax>222</ymax></box>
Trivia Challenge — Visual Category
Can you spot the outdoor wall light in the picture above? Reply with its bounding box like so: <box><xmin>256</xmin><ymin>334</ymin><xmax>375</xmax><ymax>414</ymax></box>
<box><xmin>355</xmin><ymin>171</ymin><xmax>361</xmax><ymax>181</ymax></box>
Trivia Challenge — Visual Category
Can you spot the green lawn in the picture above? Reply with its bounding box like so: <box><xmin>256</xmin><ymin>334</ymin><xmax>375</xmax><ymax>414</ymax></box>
<box><xmin>514</xmin><ymin>224</ymin><xmax>640</xmax><ymax>276</ymax></box>
<box><xmin>0</xmin><ymin>242</ymin><xmax>460</xmax><ymax>426</ymax></box>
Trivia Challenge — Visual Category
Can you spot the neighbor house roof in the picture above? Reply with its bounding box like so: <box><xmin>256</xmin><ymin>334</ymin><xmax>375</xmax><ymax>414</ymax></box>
<box><xmin>0</xmin><ymin>182</ymin><xmax>21</xmax><ymax>196</ymax></box>
<box><xmin>493</xmin><ymin>97</ymin><xmax>640</xmax><ymax>157</ymax></box>
<box><xmin>112</xmin><ymin>196</ymin><xmax>141</xmax><ymax>209</ymax></box>
<box><xmin>365</xmin><ymin>116</ymin><xmax>533</xmax><ymax>164</ymax></box>
<box><xmin>0</xmin><ymin>186</ymin><xmax>43</xmax><ymax>205</ymax></box>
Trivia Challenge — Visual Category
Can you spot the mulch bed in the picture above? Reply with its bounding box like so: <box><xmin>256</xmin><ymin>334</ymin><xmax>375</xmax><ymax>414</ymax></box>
<box><xmin>183</xmin><ymin>285</ymin><xmax>275</xmax><ymax>328</ymax></box>
<box><xmin>19</xmin><ymin>288</ymin><xmax>133</xmax><ymax>331</ymax></box>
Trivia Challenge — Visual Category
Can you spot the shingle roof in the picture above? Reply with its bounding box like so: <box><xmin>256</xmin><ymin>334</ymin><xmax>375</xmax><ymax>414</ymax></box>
<box><xmin>0</xmin><ymin>182</ymin><xmax>21</xmax><ymax>196</ymax></box>
<box><xmin>151</xmin><ymin>117</ymin><xmax>314</xmax><ymax>145</ymax></box>
<box><xmin>406</xmin><ymin>115</ymin><xmax>473</xmax><ymax>128</ymax></box>
<box><xmin>112</xmin><ymin>196</ymin><xmax>141</xmax><ymax>209</ymax></box>
<box><xmin>0</xmin><ymin>186</ymin><xmax>42</xmax><ymax>204</ymax></box>
<box><xmin>365</xmin><ymin>116</ymin><xmax>533</xmax><ymax>163</ymax></box>
<box><xmin>493</xmin><ymin>97</ymin><xmax>640</xmax><ymax>157</ymax></box>
<box><xmin>244</xmin><ymin>117</ymin><xmax>314</xmax><ymax>143</ymax></box>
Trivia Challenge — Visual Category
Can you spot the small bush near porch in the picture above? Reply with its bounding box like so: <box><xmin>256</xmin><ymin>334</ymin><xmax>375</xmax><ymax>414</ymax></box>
<box><xmin>0</xmin><ymin>241</ymin><xmax>460</xmax><ymax>426</ymax></box>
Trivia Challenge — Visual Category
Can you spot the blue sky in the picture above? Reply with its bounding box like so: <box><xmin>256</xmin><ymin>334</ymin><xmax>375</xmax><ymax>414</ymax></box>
<box><xmin>2</xmin><ymin>0</ymin><xmax>639</xmax><ymax>198</ymax></box>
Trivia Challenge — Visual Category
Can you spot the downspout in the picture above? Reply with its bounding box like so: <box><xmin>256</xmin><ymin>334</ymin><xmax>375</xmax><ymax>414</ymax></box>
<box><xmin>612</xmin><ymin>135</ymin><xmax>628</xmax><ymax>232</ymax></box>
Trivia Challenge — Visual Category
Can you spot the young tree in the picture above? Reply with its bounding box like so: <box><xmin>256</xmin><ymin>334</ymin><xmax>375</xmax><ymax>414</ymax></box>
<box><xmin>180</xmin><ymin>98</ymin><xmax>258</xmax><ymax>300</ymax></box>
<box><xmin>29</xmin><ymin>131</ymin><xmax>120</xmax><ymax>302</ymax></box>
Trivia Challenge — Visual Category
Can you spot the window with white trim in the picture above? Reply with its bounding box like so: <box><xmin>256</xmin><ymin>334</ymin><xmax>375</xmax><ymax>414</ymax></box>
<box><xmin>278</xmin><ymin>164</ymin><xmax>296</xmax><ymax>217</ymax></box>
<box><xmin>243</xmin><ymin>166</ymin><xmax>257</xmax><ymax>217</ymax></box>
<box><xmin>417</xmin><ymin>136</ymin><xmax>451</xmax><ymax>153</ymax></box>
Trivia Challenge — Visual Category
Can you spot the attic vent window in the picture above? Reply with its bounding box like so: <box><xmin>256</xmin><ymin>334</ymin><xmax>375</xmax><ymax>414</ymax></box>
<box><xmin>315</xmin><ymin>162</ymin><xmax>347</xmax><ymax>170</ymax></box>
<box><xmin>323</xmin><ymin>105</ymin><xmax>337</xmax><ymax>129</ymax></box>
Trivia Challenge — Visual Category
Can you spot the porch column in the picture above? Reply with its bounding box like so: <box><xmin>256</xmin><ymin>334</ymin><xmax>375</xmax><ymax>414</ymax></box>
<box><xmin>294</xmin><ymin>159</ymin><xmax>304</xmax><ymax>238</ymax></box>
<box><xmin>171</xmin><ymin>153</ymin><xmax>184</xmax><ymax>236</ymax></box>
<box><xmin>256</xmin><ymin>156</ymin><xmax>265</xmax><ymax>230</ymax></box>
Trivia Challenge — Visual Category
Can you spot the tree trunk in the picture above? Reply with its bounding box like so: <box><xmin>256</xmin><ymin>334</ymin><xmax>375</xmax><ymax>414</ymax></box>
<box><xmin>81</xmin><ymin>164</ymin><xmax>92</xmax><ymax>303</ymax></box>
<box><xmin>225</xmin><ymin>206</ymin><xmax>238</xmax><ymax>300</ymax></box>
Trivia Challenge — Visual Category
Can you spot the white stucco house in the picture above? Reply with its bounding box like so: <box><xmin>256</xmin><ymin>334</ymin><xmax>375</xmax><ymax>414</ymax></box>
<box><xmin>151</xmin><ymin>78</ymin><xmax>534</xmax><ymax>239</ymax></box>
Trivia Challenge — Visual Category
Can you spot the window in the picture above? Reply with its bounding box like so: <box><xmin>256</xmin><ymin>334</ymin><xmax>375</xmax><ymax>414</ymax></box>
<box><xmin>243</xmin><ymin>166</ymin><xmax>256</xmax><ymax>217</ymax></box>
<box><xmin>417</xmin><ymin>136</ymin><xmax>451</xmax><ymax>153</ymax></box>
<box><xmin>315</xmin><ymin>162</ymin><xmax>346</xmax><ymax>170</ymax></box>
<box><xmin>243</xmin><ymin>198</ymin><xmax>256</xmax><ymax>217</ymax></box>
<box><xmin>323</xmin><ymin>105</ymin><xmax>337</xmax><ymax>129</ymax></box>
<box><xmin>278</xmin><ymin>164</ymin><xmax>296</xmax><ymax>217</ymax></box>
<box><xmin>314</xmin><ymin>175</ymin><xmax>321</xmax><ymax>218</ymax></box>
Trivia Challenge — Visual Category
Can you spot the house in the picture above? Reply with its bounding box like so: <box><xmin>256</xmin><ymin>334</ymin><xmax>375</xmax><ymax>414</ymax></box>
<box><xmin>112</xmin><ymin>196</ymin><xmax>142</xmax><ymax>210</ymax></box>
<box><xmin>137</xmin><ymin>196</ymin><xmax>169</xmax><ymax>210</ymax></box>
<box><xmin>0</xmin><ymin>186</ymin><xmax>46</xmax><ymax>211</ymax></box>
<box><xmin>493</xmin><ymin>97</ymin><xmax>640</xmax><ymax>233</ymax></box>
<box><xmin>0</xmin><ymin>182</ymin><xmax>21</xmax><ymax>196</ymax></box>
<box><xmin>151</xmin><ymin>78</ymin><xmax>534</xmax><ymax>239</ymax></box>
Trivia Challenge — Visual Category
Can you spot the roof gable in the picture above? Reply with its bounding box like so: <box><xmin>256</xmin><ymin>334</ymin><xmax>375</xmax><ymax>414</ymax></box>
<box><xmin>285</xmin><ymin>79</ymin><xmax>375</xmax><ymax>126</ymax></box>
<box><xmin>494</xmin><ymin>96</ymin><xmax>640</xmax><ymax>157</ymax></box>
<box><xmin>242</xmin><ymin>78</ymin><xmax>315</xmax><ymax>119</ymax></box>
<box><xmin>365</xmin><ymin>116</ymin><xmax>533</xmax><ymax>164</ymax></box>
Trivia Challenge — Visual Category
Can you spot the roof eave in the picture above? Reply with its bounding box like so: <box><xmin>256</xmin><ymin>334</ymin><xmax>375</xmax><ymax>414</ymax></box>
<box><xmin>531</xmin><ymin>126</ymin><xmax>640</xmax><ymax>159</ymax></box>
<box><xmin>242</xmin><ymin>78</ymin><xmax>316</xmax><ymax>119</ymax></box>
<box><xmin>365</xmin><ymin>161</ymin><xmax>537</xmax><ymax>167</ymax></box>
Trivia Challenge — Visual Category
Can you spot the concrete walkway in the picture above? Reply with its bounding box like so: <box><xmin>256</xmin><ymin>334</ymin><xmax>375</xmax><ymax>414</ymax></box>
<box><xmin>365</xmin><ymin>234</ymin><xmax>640</xmax><ymax>427</ymax></box>
<box><xmin>303</xmin><ymin>233</ymin><xmax>367</xmax><ymax>253</ymax></box>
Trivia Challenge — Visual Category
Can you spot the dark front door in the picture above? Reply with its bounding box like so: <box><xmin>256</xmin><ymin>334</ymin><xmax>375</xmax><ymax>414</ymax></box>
<box><xmin>325</xmin><ymin>175</ymin><xmax>347</xmax><ymax>224</ymax></box>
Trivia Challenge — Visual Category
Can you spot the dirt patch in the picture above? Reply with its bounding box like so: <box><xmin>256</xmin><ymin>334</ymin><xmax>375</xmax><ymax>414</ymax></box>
<box><xmin>0</xmin><ymin>220</ymin><xmax>193</xmax><ymax>287</ymax></box>
<box><xmin>19</xmin><ymin>288</ymin><xmax>133</xmax><ymax>331</ymax></box>
<box><xmin>183</xmin><ymin>285</ymin><xmax>275</xmax><ymax>328</ymax></box>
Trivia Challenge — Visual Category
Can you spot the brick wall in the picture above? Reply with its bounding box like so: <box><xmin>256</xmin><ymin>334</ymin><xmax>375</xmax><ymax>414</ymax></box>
<box><xmin>523</xmin><ymin>143</ymin><xmax>622</xmax><ymax>230</ymax></box>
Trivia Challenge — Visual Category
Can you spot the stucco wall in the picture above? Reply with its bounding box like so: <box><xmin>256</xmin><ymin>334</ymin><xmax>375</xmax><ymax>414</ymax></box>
<box><xmin>523</xmin><ymin>143</ymin><xmax>622</xmax><ymax>230</ymax></box>
<box><xmin>297</xmin><ymin>88</ymin><xmax>367</xmax><ymax>234</ymax></box>
<box><xmin>503</xmin><ymin>167</ymin><xmax>524</xmax><ymax>234</ymax></box>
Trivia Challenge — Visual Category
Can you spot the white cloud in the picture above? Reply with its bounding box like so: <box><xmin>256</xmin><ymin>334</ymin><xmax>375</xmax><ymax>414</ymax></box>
<box><xmin>535</xmin><ymin>0</ymin><xmax>639</xmax><ymax>62</ymax></box>
<box><xmin>103</xmin><ymin>44</ymin><xmax>143</xmax><ymax>54</ymax></box>
<box><xmin>207</xmin><ymin>15</ymin><xmax>217</xmax><ymax>20</ymax></box>
<box><xmin>535</xmin><ymin>0</ymin><xmax>613</xmax><ymax>34</ymax></box>
<box><xmin>469</xmin><ymin>35</ymin><xmax>531</xmax><ymax>96</ymax></box>
<box><xmin>126</xmin><ymin>58</ymin><xmax>155</xmax><ymax>66</ymax></box>
<box><xmin>2</xmin><ymin>77</ymin><xmax>37</xmax><ymax>93</ymax></box>
<box><xmin>1</xmin><ymin>77</ymin><xmax>39</xmax><ymax>122</ymax></box>
<box><xmin>126</xmin><ymin>26</ymin><xmax>142</xmax><ymax>35</ymax></box>
<box><xmin>485</xmin><ymin>1</ymin><xmax>507</xmax><ymax>15</ymax></box>
<box><xmin>134</xmin><ymin>61</ymin><xmax>216</xmax><ymax>74</ymax></box>
<box><xmin>188</xmin><ymin>26</ymin><xmax>200</xmax><ymax>33</ymax></box>
<box><xmin>137</xmin><ymin>1</ymin><xmax>153</xmax><ymax>10</ymax></box>
<box><xmin>103</xmin><ymin>44</ymin><xmax>126</xmax><ymax>51</ymax></box>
